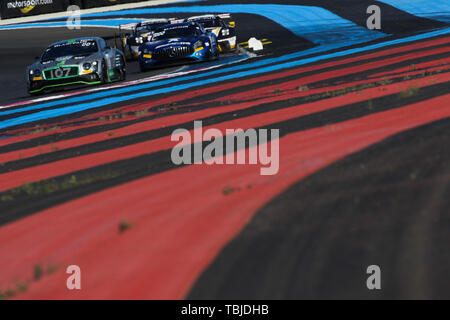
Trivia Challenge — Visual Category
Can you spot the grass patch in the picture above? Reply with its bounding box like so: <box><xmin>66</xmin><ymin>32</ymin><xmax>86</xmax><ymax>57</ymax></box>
<box><xmin>50</xmin><ymin>145</ymin><xmax>59</xmax><ymax>152</ymax></box>
<box><xmin>302</xmin><ymin>68</ymin><xmax>444</xmax><ymax>102</ymax></box>
<box><xmin>5</xmin><ymin>289</ymin><xmax>16</xmax><ymax>299</ymax></box>
<box><xmin>158</xmin><ymin>104</ymin><xmax>179</xmax><ymax>113</ymax></box>
<box><xmin>1</xmin><ymin>194</ymin><xmax>14</xmax><ymax>202</ymax></box>
<box><xmin>46</xmin><ymin>264</ymin><xmax>58</xmax><ymax>275</ymax></box>
<box><xmin>0</xmin><ymin>288</ymin><xmax>16</xmax><ymax>299</ymax></box>
<box><xmin>399</xmin><ymin>85</ymin><xmax>420</xmax><ymax>99</ymax></box>
<box><xmin>0</xmin><ymin>172</ymin><xmax>119</xmax><ymax>201</ymax></box>
<box><xmin>297</xmin><ymin>85</ymin><xmax>309</xmax><ymax>92</ymax></box>
<box><xmin>118</xmin><ymin>220</ymin><xmax>132</xmax><ymax>234</ymax></box>
<box><xmin>15</xmin><ymin>281</ymin><xmax>28</xmax><ymax>293</ymax></box>
<box><xmin>33</xmin><ymin>264</ymin><xmax>43</xmax><ymax>281</ymax></box>
<box><xmin>107</xmin><ymin>113</ymin><xmax>128</xmax><ymax>121</ymax></box>
<box><xmin>26</xmin><ymin>126</ymin><xmax>60</xmax><ymax>136</ymax></box>
<box><xmin>222</xmin><ymin>186</ymin><xmax>240</xmax><ymax>196</ymax></box>
<box><xmin>378</xmin><ymin>77</ymin><xmax>393</xmax><ymax>86</ymax></box>
<box><xmin>1</xmin><ymin>263</ymin><xmax>58</xmax><ymax>299</ymax></box>
<box><xmin>135</xmin><ymin>109</ymin><xmax>149</xmax><ymax>117</ymax></box>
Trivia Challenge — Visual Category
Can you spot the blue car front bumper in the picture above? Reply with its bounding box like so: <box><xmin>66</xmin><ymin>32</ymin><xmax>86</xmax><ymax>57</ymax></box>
<box><xmin>139</xmin><ymin>46</ymin><xmax>210</xmax><ymax>70</ymax></box>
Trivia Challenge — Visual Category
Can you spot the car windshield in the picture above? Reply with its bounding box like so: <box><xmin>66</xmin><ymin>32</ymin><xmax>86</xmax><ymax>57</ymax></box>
<box><xmin>194</xmin><ymin>19</ymin><xmax>221</xmax><ymax>28</ymax></box>
<box><xmin>136</xmin><ymin>23</ymin><xmax>167</xmax><ymax>36</ymax></box>
<box><xmin>152</xmin><ymin>25</ymin><xmax>198</xmax><ymax>41</ymax></box>
<box><xmin>41</xmin><ymin>40</ymin><xmax>98</xmax><ymax>62</ymax></box>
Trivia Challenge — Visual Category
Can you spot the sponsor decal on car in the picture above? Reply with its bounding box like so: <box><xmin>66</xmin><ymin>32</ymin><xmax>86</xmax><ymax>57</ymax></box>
<box><xmin>156</xmin><ymin>42</ymin><xmax>191</xmax><ymax>49</ymax></box>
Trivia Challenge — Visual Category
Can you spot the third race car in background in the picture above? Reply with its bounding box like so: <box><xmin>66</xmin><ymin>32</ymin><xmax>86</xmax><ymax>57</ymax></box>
<box><xmin>185</xmin><ymin>14</ymin><xmax>237</xmax><ymax>53</ymax></box>
<box><xmin>138</xmin><ymin>22</ymin><xmax>219</xmax><ymax>72</ymax></box>
<box><xmin>26</xmin><ymin>37</ymin><xmax>126</xmax><ymax>95</ymax></box>
<box><xmin>119</xmin><ymin>18</ymin><xmax>172</xmax><ymax>60</ymax></box>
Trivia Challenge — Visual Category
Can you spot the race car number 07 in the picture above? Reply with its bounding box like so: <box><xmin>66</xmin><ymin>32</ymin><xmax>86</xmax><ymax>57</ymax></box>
<box><xmin>49</xmin><ymin>68</ymin><xmax>71</xmax><ymax>79</ymax></box>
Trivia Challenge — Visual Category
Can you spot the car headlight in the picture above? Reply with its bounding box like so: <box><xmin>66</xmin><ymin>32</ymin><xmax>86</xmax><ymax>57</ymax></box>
<box><xmin>193</xmin><ymin>40</ymin><xmax>203</xmax><ymax>49</ymax></box>
<box><xmin>136</xmin><ymin>37</ymin><xmax>144</xmax><ymax>44</ymax></box>
<box><xmin>141</xmin><ymin>48</ymin><xmax>153</xmax><ymax>59</ymax></box>
<box><xmin>222</xmin><ymin>29</ymin><xmax>230</xmax><ymax>36</ymax></box>
<box><xmin>83</xmin><ymin>63</ymin><xmax>92</xmax><ymax>70</ymax></box>
<box><xmin>92</xmin><ymin>61</ymin><xmax>98</xmax><ymax>71</ymax></box>
<box><xmin>31</xmin><ymin>69</ymin><xmax>41</xmax><ymax>76</ymax></box>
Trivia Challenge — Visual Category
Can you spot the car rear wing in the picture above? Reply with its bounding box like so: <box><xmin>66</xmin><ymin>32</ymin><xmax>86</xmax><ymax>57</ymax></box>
<box><xmin>170</xmin><ymin>18</ymin><xmax>185</xmax><ymax>24</ymax></box>
<box><xmin>180</xmin><ymin>14</ymin><xmax>235</xmax><ymax>27</ymax></box>
<box><xmin>217</xmin><ymin>14</ymin><xmax>235</xmax><ymax>28</ymax></box>
<box><xmin>116</xmin><ymin>23</ymin><xmax>138</xmax><ymax>52</ymax></box>
<box><xmin>217</xmin><ymin>13</ymin><xmax>232</xmax><ymax>19</ymax></box>
<box><xmin>119</xmin><ymin>22</ymin><xmax>138</xmax><ymax>32</ymax></box>
<box><xmin>119</xmin><ymin>17</ymin><xmax>177</xmax><ymax>33</ymax></box>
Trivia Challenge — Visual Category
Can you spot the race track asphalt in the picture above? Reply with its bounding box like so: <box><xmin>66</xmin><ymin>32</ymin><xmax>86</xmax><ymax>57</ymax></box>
<box><xmin>0</xmin><ymin>0</ymin><xmax>448</xmax><ymax>299</ymax></box>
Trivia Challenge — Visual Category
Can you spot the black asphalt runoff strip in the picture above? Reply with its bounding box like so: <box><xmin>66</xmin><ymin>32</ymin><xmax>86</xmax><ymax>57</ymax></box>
<box><xmin>187</xmin><ymin>117</ymin><xmax>450</xmax><ymax>299</ymax></box>
<box><xmin>0</xmin><ymin>81</ymin><xmax>447</xmax><ymax>226</ymax></box>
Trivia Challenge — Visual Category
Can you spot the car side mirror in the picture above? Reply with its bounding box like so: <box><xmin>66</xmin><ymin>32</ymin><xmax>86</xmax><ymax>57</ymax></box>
<box><xmin>228</xmin><ymin>21</ymin><xmax>236</xmax><ymax>28</ymax></box>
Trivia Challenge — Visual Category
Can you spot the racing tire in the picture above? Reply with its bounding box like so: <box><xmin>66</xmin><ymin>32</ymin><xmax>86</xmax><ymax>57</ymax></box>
<box><xmin>139</xmin><ymin>62</ymin><xmax>147</xmax><ymax>73</ymax></box>
<box><xmin>208</xmin><ymin>46</ymin><xmax>220</xmax><ymax>61</ymax></box>
<box><xmin>213</xmin><ymin>47</ymin><xmax>220</xmax><ymax>60</ymax></box>
<box><xmin>101</xmin><ymin>60</ymin><xmax>108</xmax><ymax>84</ymax></box>
<box><xmin>119</xmin><ymin>56</ymin><xmax>127</xmax><ymax>81</ymax></box>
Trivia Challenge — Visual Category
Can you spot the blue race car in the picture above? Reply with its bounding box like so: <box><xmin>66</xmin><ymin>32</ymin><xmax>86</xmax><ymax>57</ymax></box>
<box><xmin>120</xmin><ymin>18</ymin><xmax>171</xmax><ymax>61</ymax></box>
<box><xmin>138</xmin><ymin>22</ymin><xmax>219</xmax><ymax>72</ymax></box>
<box><xmin>186</xmin><ymin>14</ymin><xmax>237</xmax><ymax>53</ymax></box>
